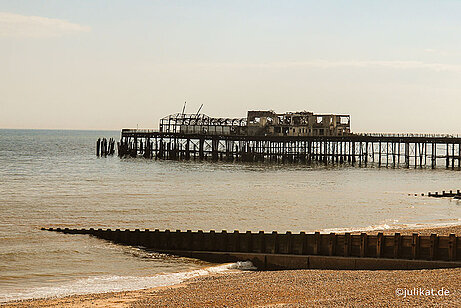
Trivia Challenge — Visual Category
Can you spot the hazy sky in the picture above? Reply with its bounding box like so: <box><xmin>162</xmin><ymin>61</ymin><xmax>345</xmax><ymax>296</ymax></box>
<box><xmin>1</xmin><ymin>1</ymin><xmax>461</xmax><ymax>133</ymax></box>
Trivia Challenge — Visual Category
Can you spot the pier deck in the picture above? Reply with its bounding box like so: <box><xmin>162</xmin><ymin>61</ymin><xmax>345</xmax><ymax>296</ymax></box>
<box><xmin>115</xmin><ymin>130</ymin><xmax>461</xmax><ymax>169</ymax></box>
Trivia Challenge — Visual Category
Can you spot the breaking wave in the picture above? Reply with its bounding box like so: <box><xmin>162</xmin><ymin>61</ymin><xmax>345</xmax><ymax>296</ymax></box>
<box><xmin>1</xmin><ymin>261</ymin><xmax>255</xmax><ymax>303</ymax></box>
<box><xmin>320</xmin><ymin>219</ymin><xmax>461</xmax><ymax>234</ymax></box>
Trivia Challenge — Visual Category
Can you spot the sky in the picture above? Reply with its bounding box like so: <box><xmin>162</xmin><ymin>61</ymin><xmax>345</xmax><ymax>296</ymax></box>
<box><xmin>1</xmin><ymin>1</ymin><xmax>461</xmax><ymax>133</ymax></box>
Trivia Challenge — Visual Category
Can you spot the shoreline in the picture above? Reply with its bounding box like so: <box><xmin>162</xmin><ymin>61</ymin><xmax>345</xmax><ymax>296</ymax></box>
<box><xmin>349</xmin><ymin>222</ymin><xmax>461</xmax><ymax>236</ymax></box>
<box><xmin>3</xmin><ymin>224</ymin><xmax>461</xmax><ymax>307</ymax></box>
<box><xmin>318</xmin><ymin>220</ymin><xmax>461</xmax><ymax>235</ymax></box>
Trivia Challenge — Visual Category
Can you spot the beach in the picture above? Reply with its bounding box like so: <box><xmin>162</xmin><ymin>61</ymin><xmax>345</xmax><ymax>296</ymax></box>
<box><xmin>4</xmin><ymin>225</ymin><xmax>460</xmax><ymax>308</ymax></box>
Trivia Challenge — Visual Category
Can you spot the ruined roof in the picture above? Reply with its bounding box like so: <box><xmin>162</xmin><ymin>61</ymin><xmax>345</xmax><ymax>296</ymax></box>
<box><xmin>161</xmin><ymin>113</ymin><xmax>211</xmax><ymax>120</ymax></box>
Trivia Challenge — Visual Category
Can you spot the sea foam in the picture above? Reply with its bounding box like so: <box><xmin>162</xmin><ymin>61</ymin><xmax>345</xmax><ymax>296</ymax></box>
<box><xmin>1</xmin><ymin>261</ymin><xmax>255</xmax><ymax>303</ymax></box>
<box><xmin>320</xmin><ymin>218</ymin><xmax>461</xmax><ymax>234</ymax></box>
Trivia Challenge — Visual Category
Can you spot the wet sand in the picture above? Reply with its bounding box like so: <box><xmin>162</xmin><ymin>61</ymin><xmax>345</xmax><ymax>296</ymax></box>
<box><xmin>3</xmin><ymin>225</ymin><xmax>461</xmax><ymax>308</ymax></box>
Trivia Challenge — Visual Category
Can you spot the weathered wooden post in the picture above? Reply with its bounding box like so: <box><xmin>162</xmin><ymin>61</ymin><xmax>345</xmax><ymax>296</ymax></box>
<box><xmin>258</xmin><ymin>231</ymin><xmax>266</xmax><ymax>253</ymax></box>
<box><xmin>199</xmin><ymin>137</ymin><xmax>205</xmax><ymax>160</ymax></box>
<box><xmin>233</xmin><ymin>230</ymin><xmax>240</xmax><ymax>252</ymax></box>
<box><xmin>448</xmin><ymin>233</ymin><xmax>457</xmax><ymax>261</ymax></box>
<box><xmin>328</xmin><ymin>233</ymin><xmax>335</xmax><ymax>256</ymax></box>
<box><xmin>411</xmin><ymin>233</ymin><xmax>419</xmax><ymax>259</ymax></box>
<box><xmin>209</xmin><ymin>230</ymin><xmax>216</xmax><ymax>251</ymax></box>
<box><xmin>246</xmin><ymin>231</ymin><xmax>253</xmax><ymax>253</ymax></box>
<box><xmin>300</xmin><ymin>231</ymin><xmax>307</xmax><ymax>255</ymax></box>
<box><xmin>314</xmin><ymin>232</ymin><xmax>321</xmax><ymax>255</ymax></box>
<box><xmin>431</xmin><ymin>142</ymin><xmax>436</xmax><ymax>169</ymax></box>
<box><xmin>344</xmin><ymin>233</ymin><xmax>351</xmax><ymax>257</ymax></box>
<box><xmin>286</xmin><ymin>231</ymin><xmax>293</xmax><ymax>254</ymax></box>
<box><xmin>430</xmin><ymin>234</ymin><xmax>438</xmax><ymax>261</ymax></box>
<box><xmin>96</xmin><ymin>138</ymin><xmax>101</xmax><ymax>156</ymax></box>
<box><xmin>271</xmin><ymin>231</ymin><xmax>278</xmax><ymax>254</ymax></box>
<box><xmin>360</xmin><ymin>233</ymin><xmax>367</xmax><ymax>257</ymax></box>
<box><xmin>351</xmin><ymin>141</ymin><xmax>356</xmax><ymax>165</ymax></box>
<box><xmin>377</xmin><ymin>232</ymin><xmax>384</xmax><ymax>258</ymax></box>
<box><xmin>393</xmin><ymin>233</ymin><xmax>401</xmax><ymax>259</ymax></box>
<box><xmin>446</xmin><ymin>143</ymin><xmax>450</xmax><ymax>169</ymax></box>
<box><xmin>405</xmin><ymin>142</ymin><xmax>410</xmax><ymax>168</ymax></box>
<box><xmin>185</xmin><ymin>138</ymin><xmax>190</xmax><ymax>160</ymax></box>
<box><xmin>221</xmin><ymin>230</ymin><xmax>228</xmax><ymax>251</ymax></box>
<box><xmin>212</xmin><ymin>137</ymin><xmax>218</xmax><ymax>161</ymax></box>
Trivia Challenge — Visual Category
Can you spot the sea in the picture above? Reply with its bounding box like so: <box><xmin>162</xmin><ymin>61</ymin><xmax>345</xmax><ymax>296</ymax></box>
<box><xmin>1</xmin><ymin>129</ymin><xmax>460</xmax><ymax>302</ymax></box>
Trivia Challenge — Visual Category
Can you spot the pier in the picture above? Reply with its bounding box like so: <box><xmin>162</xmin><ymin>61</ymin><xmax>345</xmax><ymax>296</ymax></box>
<box><xmin>116</xmin><ymin>130</ymin><xmax>461</xmax><ymax>169</ymax></box>
<box><xmin>44</xmin><ymin>228</ymin><xmax>461</xmax><ymax>270</ymax></box>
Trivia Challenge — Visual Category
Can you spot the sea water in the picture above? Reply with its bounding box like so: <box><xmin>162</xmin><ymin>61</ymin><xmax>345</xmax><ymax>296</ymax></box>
<box><xmin>1</xmin><ymin>129</ymin><xmax>460</xmax><ymax>301</ymax></box>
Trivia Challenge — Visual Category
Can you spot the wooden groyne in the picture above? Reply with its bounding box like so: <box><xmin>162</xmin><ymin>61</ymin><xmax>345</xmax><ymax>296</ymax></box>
<box><xmin>427</xmin><ymin>190</ymin><xmax>461</xmax><ymax>199</ymax></box>
<box><xmin>113</xmin><ymin>130</ymin><xmax>461</xmax><ymax>169</ymax></box>
<box><xmin>43</xmin><ymin>228</ymin><xmax>461</xmax><ymax>270</ymax></box>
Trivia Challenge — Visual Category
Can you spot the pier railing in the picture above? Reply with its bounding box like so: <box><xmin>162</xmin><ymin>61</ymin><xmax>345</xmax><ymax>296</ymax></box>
<box><xmin>122</xmin><ymin>129</ymin><xmax>159</xmax><ymax>134</ymax></box>
<box><xmin>356</xmin><ymin>133</ymin><xmax>458</xmax><ymax>138</ymax></box>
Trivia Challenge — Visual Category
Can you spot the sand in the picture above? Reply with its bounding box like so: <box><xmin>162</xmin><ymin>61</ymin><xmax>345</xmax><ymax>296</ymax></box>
<box><xmin>3</xmin><ymin>225</ymin><xmax>461</xmax><ymax>308</ymax></box>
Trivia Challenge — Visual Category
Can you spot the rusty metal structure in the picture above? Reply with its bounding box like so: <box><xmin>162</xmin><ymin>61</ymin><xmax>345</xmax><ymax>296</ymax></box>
<box><xmin>159</xmin><ymin>113</ymin><xmax>247</xmax><ymax>135</ymax></box>
<box><xmin>159</xmin><ymin>110</ymin><xmax>350</xmax><ymax>137</ymax></box>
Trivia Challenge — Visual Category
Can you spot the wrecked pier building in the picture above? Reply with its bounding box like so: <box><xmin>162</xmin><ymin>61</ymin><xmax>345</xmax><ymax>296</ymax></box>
<box><xmin>159</xmin><ymin>110</ymin><xmax>351</xmax><ymax>137</ymax></box>
<box><xmin>247</xmin><ymin>110</ymin><xmax>350</xmax><ymax>137</ymax></box>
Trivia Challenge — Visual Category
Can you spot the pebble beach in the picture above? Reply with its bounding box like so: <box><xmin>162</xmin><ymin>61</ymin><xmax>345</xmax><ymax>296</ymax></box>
<box><xmin>3</xmin><ymin>225</ymin><xmax>460</xmax><ymax>308</ymax></box>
